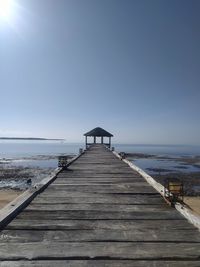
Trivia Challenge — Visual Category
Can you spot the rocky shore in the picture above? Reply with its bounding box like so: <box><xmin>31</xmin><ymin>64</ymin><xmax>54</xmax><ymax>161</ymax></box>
<box><xmin>125</xmin><ymin>153</ymin><xmax>200</xmax><ymax>196</ymax></box>
<box><xmin>0</xmin><ymin>154</ymin><xmax>75</xmax><ymax>207</ymax></box>
<box><xmin>0</xmin><ymin>154</ymin><xmax>74</xmax><ymax>190</ymax></box>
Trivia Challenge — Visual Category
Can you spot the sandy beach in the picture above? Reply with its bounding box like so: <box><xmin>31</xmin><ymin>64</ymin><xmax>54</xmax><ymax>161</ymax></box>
<box><xmin>0</xmin><ymin>189</ymin><xmax>22</xmax><ymax>209</ymax></box>
<box><xmin>0</xmin><ymin>154</ymin><xmax>74</xmax><ymax>210</ymax></box>
<box><xmin>184</xmin><ymin>197</ymin><xmax>200</xmax><ymax>216</ymax></box>
<box><xmin>0</xmin><ymin>160</ymin><xmax>55</xmax><ymax>209</ymax></box>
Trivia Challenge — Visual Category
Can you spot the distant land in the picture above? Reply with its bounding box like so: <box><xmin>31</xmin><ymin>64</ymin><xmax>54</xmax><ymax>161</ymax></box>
<box><xmin>0</xmin><ymin>137</ymin><xmax>64</xmax><ymax>141</ymax></box>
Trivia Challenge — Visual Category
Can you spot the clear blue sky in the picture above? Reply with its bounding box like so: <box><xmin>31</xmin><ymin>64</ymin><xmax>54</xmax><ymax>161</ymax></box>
<box><xmin>0</xmin><ymin>0</ymin><xmax>199</xmax><ymax>144</ymax></box>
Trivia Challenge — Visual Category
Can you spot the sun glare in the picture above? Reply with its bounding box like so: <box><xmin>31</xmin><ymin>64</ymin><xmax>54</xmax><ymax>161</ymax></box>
<box><xmin>0</xmin><ymin>0</ymin><xmax>14</xmax><ymax>21</ymax></box>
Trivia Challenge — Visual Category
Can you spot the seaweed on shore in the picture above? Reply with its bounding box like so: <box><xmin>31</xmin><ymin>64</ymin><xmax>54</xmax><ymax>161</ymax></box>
<box><xmin>0</xmin><ymin>167</ymin><xmax>33</xmax><ymax>180</ymax></box>
<box><xmin>125</xmin><ymin>153</ymin><xmax>155</xmax><ymax>159</ymax></box>
<box><xmin>0</xmin><ymin>153</ymin><xmax>75</xmax><ymax>190</ymax></box>
<box><xmin>0</xmin><ymin>166</ymin><xmax>54</xmax><ymax>190</ymax></box>
<box><xmin>146</xmin><ymin>168</ymin><xmax>174</xmax><ymax>173</ymax></box>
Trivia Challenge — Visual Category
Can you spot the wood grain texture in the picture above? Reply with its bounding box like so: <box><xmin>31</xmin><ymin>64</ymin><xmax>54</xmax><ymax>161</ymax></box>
<box><xmin>0</xmin><ymin>242</ymin><xmax>200</xmax><ymax>260</ymax></box>
<box><xmin>7</xmin><ymin>219</ymin><xmax>194</xmax><ymax>230</ymax></box>
<box><xmin>1</xmin><ymin>228</ymin><xmax>200</xmax><ymax>242</ymax></box>
<box><xmin>33</xmin><ymin>194</ymin><xmax>165</xmax><ymax>204</ymax></box>
<box><xmin>1</xmin><ymin>261</ymin><xmax>200</xmax><ymax>267</ymax></box>
<box><xmin>0</xmin><ymin>144</ymin><xmax>200</xmax><ymax>266</ymax></box>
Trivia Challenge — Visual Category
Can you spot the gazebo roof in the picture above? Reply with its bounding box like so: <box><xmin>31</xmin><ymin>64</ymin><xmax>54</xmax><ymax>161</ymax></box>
<box><xmin>84</xmin><ymin>127</ymin><xmax>113</xmax><ymax>137</ymax></box>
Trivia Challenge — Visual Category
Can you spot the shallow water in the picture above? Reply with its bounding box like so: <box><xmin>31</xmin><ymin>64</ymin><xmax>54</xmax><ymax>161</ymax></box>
<box><xmin>114</xmin><ymin>144</ymin><xmax>200</xmax><ymax>157</ymax></box>
<box><xmin>114</xmin><ymin>144</ymin><xmax>200</xmax><ymax>175</ymax></box>
<box><xmin>133</xmin><ymin>158</ymin><xmax>200</xmax><ymax>175</ymax></box>
<box><xmin>0</xmin><ymin>140</ymin><xmax>81</xmax><ymax>158</ymax></box>
<box><xmin>0</xmin><ymin>179</ymin><xmax>29</xmax><ymax>190</ymax></box>
<box><xmin>0</xmin><ymin>141</ymin><xmax>200</xmax><ymax>174</ymax></box>
<box><xmin>0</xmin><ymin>140</ymin><xmax>80</xmax><ymax>170</ymax></box>
<box><xmin>10</xmin><ymin>158</ymin><xmax>58</xmax><ymax>169</ymax></box>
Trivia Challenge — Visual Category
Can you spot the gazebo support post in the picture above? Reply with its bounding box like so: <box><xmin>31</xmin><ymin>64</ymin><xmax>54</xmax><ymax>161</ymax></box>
<box><xmin>85</xmin><ymin>136</ymin><xmax>88</xmax><ymax>149</ymax></box>
<box><xmin>84</xmin><ymin>127</ymin><xmax>113</xmax><ymax>149</ymax></box>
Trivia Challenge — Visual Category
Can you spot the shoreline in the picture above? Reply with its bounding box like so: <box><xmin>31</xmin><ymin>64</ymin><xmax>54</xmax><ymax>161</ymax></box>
<box><xmin>0</xmin><ymin>137</ymin><xmax>64</xmax><ymax>141</ymax></box>
<box><xmin>0</xmin><ymin>152</ymin><xmax>200</xmax><ymax>216</ymax></box>
<box><xmin>0</xmin><ymin>154</ymin><xmax>75</xmax><ymax>190</ymax></box>
<box><xmin>126</xmin><ymin>153</ymin><xmax>200</xmax><ymax>196</ymax></box>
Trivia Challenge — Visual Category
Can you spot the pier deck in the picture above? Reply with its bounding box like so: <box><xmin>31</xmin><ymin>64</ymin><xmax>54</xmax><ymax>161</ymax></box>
<box><xmin>0</xmin><ymin>144</ymin><xmax>200</xmax><ymax>266</ymax></box>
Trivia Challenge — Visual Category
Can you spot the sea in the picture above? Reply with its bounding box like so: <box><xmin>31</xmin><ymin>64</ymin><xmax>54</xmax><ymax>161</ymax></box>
<box><xmin>0</xmin><ymin>140</ymin><xmax>200</xmax><ymax>175</ymax></box>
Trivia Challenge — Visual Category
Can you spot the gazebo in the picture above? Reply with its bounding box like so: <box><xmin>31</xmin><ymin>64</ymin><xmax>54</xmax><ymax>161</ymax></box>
<box><xmin>84</xmin><ymin>127</ymin><xmax>113</xmax><ymax>148</ymax></box>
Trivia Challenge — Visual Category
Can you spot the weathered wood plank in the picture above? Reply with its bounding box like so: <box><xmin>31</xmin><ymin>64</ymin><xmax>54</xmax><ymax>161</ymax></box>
<box><xmin>1</xmin><ymin>260</ymin><xmax>200</xmax><ymax>267</ymax></box>
<box><xmin>51</xmin><ymin>182</ymin><xmax>150</xmax><ymax>187</ymax></box>
<box><xmin>0</xmin><ymin>242</ymin><xmax>200</xmax><ymax>260</ymax></box>
<box><xmin>39</xmin><ymin>192</ymin><xmax>160</xmax><ymax>199</ymax></box>
<box><xmin>57</xmin><ymin>173</ymin><xmax>139</xmax><ymax>178</ymax></box>
<box><xmin>1</xmin><ymin>144</ymin><xmax>200</xmax><ymax>265</ymax></box>
<box><xmin>16</xmin><ymin>209</ymin><xmax>183</xmax><ymax>220</ymax></box>
<box><xmin>54</xmin><ymin>178</ymin><xmax>145</xmax><ymax>184</ymax></box>
<box><xmin>32</xmin><ymin>195</ymin><xmax>165</xmax><ymax>204</ymax></box>
<box><xmin>47</xmin><ymin>183</ymin><xmax>152</xmax><ymax>188</ymax></box>
<box><xmin>60</xmin><ymin>171</ymin><xmax>139</xmax><ymax>175</ymax></box>
<box><xmin>45</xmin><ymin>184</ymin><xmax>157</xmax><ymax>194</ymax></box>
<box><xmin>24</xmin><ymin>203</ymin><xmax>171</xmax><ymax>211</ymax></box>
<box><xmin>46</xmin><ymin>184</ymin><xmax>155</xmax><ymax>190</ymax></box>
<box><xmin>1</xmin><ymin>228</ymin><xmax>200</xmax><ymax>242</ymax></box>
<box><xmin>7</xmin><ymin>219</ymin><xmax>194</xmax><ymax>230</ymax></box>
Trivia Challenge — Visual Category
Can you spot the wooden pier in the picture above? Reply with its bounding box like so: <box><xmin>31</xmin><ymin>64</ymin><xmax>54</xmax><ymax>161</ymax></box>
<box><xmin>0</xmin><ymin>144</ymin><xmax>200</xmax><ymax>266</ymax></box>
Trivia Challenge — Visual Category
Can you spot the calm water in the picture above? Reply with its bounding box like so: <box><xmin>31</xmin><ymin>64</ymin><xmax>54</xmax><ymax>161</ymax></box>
<box><xmin>0</xmin><ymin>140</ymin><xmax>82</xmax><ymax>158</ymax></box>
<box><xmin>115</xmin><ymin>144</ymin><xmax>200</xmax><ymax>174</ymax></box>
<box><xmin>0</xmin><ymin>141</ymin><xmax>200</xmax><ymax>174</ymax></box>
<box><xmin>0</xmin><ymin>140</ymin><xmax>83</xmax><ymax>169</ymax></box>
<box><xmin>114</xmin><ymin>144</ymin><xmax>200</xmax><ymax>157</ymax></box>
